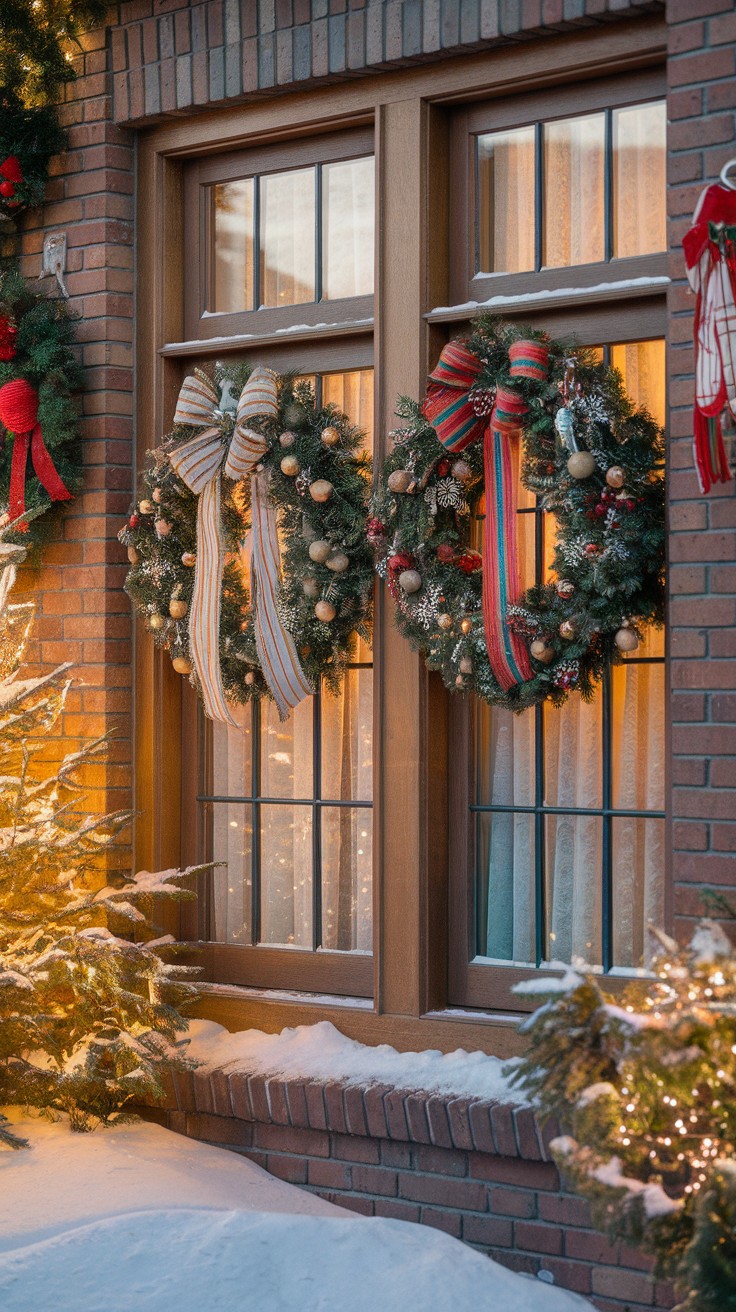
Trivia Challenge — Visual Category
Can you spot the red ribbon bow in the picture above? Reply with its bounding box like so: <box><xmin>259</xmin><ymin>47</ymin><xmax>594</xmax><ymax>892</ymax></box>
<box><xmin>0</xmin><ymin>379</ymin><xmax>72</xmax><ymax>530</ymax></box>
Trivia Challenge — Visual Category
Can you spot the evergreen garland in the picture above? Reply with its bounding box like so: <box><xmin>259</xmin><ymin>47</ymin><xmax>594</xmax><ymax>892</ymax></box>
<box><xmin>372</xmin><ymin>316</ymin><xmax>665</xmax><ymax>712</ymax></box>
<box><xmin>0</xmin><ymin>0</ymin><xmax>107</xmax><ymax>106</ymax></box>
<box><xmin>0</xmin><ymin>264</ymin><xmax>82</xmax><ymax>548</ymax></box>
<box><xmin>121</xmin><ymin>362</ymin><xmax>374</xmax><ymax>709</ymax></box>
<box><xmin>0</xmin><ymin>91</ymin><xmax>67</xmax><ymax>220</ymax></box>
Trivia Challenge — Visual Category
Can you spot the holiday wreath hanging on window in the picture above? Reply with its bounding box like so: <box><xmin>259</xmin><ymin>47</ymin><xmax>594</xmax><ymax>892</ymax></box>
<box><xmin>0</xmin><ymin>265</ymin><xmax>79</xmax><ymax>544</ymax></box>
<box><xmin>372</xmin><ymin>317</ymin><xmax>665</xmax><ymax>711</ymax></box>
<box><xmin>122</xmin><ymin>363</ymin><xmax>373</xmax><ymax>725</ymax></box>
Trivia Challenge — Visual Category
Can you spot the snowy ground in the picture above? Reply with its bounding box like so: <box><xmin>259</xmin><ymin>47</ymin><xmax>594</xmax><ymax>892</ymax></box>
<box><xmin>0</xmin><ymin>1111</ymin><xmax>593</xmax><ymax>1312</ymax></box>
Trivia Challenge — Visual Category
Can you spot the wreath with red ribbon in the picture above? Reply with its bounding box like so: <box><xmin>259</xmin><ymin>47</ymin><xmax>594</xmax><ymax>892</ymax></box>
<box><xmin>0</xmin><ymin>266</ymin><xmax>81</xmax><ymax>544</ymax></box>
<box><xmin>372</xmin><ymin>317</ymin><xmax>665</xmax><ymax>711</ymax></box>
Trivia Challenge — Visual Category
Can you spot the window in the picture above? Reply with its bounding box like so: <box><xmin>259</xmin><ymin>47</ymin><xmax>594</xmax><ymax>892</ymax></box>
<box><xmin>448</xmin><ymin>81</ymin><xmax>667</xmax><ymax>1011</ymax></box>
<box><xmin>183</xmin><ymin>127</ymin><xmax>375</xmax><ymax>342</ymax></box>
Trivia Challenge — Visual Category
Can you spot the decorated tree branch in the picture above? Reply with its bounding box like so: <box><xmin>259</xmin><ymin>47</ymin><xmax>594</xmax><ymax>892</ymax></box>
<box><xmin>509</xmin><ymin>921</ymin><xmax>736</xmax><ymax>1311</ymax></box>
<box><xmin>121</xmin><ymin>363</ymin><xmax>373</xmax><ymax>723</ymax></box>
<box><xmin>372</xmin><ymin>317</ymin><xmax>665</xmax><ymax>711</ymax></box>
<box><xmin>0</xmin><ymin>265</ymin><xmax>81</xmax><ymax>546</ymax></box>
<box><xmin>0</xmin><ymin>92</ymin><xmax>67</xmax><ymax>221</ymax></box>
<box><xmin>0</xmin><ymin>0</ymin><xmax>108</xmax><ymax>107</ymax></box>
<box><xmin>0</xmin><ymin>543</ymin><xmax>201</xmax><ymax>1149</ymax></box>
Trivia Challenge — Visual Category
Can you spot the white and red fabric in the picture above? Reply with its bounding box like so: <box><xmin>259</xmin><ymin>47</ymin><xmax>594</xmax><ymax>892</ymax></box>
<box><xmin>683</xmin><ymin>182</ymin><xmax>736</xmax><ymax>492</ymax></box>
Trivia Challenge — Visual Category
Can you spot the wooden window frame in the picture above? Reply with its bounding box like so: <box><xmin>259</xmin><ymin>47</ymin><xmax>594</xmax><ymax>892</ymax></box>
<box><xmin>134</xmin><ymin>16</ymin><xmax>668</xmax><ymax>1058</ymax></box>
<box><xmin>448</xmin><ymin>67</ymin><xmax>668</xmax><ymax>315</ymax></box>
<box><xmin>182</xmin><ymin>125</ymin><xmax>375</xmax><ymax>344</ymax></box>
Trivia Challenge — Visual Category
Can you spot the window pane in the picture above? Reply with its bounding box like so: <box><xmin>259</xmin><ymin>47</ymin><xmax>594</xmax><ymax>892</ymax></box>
<box><xmin>211</xmin><ymin>702</ymin><xmax>253</xmax><ymax>798</ymax></box>
<box><xmin>210</xmin><ymin>803</ymin><xmax>253</xmax><ymax>945</ymax></box>
<box><xmin>613</xmin><ymin>102</ymin><xmax>666</xmax><ymax>258</ymax></box>
<box><xmin>260</xmin><ymin>804</ymin><xmax>313</xmax><ymax>946</ymax></box>
<box><xmin>612</xmin><ymin>818</ymin><xmax>665</xmax><ymax>968</ymax></box>
<box><xmin>611</xmin><ymin>339</ymin><xmax>666</xmax><ymax>428</ymax></box>
<box><xmin>546</xmin><ymin>815</ymin><xmax>603</xmax><ymax>965</ymax></box>
<box><xmin>321</xmin><ymin>369</ymin><xmax>374</xmax><ymax>457</ymax></box>
<box><xmin>544</xmin><ymin>690</ymin><xmax>603</xmax><ymax>811</ymax></box>
<box><xmin>543</xmin><ymin>114</ymin><xmax>605</xmax><ymax>268</ymax></box>
<box><xmin>260</xmin><ymin>697</ymin><xmax>313</xmax><ymax>799</ymax></box>
<box><xmin>321</xmin><ymin>807</ymin><xmax>372</xmax><ymax>952</ymax></box>
<box><xmin>322</xmin><ymin>668</ymin><xmax>373</xmax><ymax>803</ymax></box>
<box><xmin>611</xmin><ymin>662</ymin><xmax>666</xmax><ymax>813</ymax></box>
<box><xmin>477</xmin><ymin>810</ymin><xmax>536</xmax><ymax>965</ymax></box>
<box><xmin>322</xmin><ymin>156</ymin><xmax>375</xmax><ymax>300</ymax></box>
<box><xmin>477</xmin><ymin>127</ymin><xmax>536</xmax><ymax>274</ymax></box>
<box><xmin>260</xmin><ymin>167</ymin><xmax>316</xmax><ymax>307</ymax></box>
<box><xmin>212</xmin><ymin>179</ymin><xmax>255</xmax><ymax>313</ymax></box>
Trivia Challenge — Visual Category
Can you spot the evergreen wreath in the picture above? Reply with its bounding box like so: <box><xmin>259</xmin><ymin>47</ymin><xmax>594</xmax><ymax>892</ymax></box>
<box><xmin>121</xmin><ymin>362</ymin><xmax>374</xmax><ymax>713</ymax></box>
<box><xmin>0</xmin><ymin>264</ymin><xmax>82</xmax><ymax>547</ymax></box>
<box><xmin>372</xmin><ymin>316</ymin><xmax>665</xmax><ymax>711</ymax></box>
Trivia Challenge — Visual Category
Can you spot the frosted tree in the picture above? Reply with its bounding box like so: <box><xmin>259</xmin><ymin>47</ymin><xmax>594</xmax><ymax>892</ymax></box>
<box><xmin>509</xmin><ymin>920</ymin><xmax>736</xmax><ymax>1311</ymax></box>
<box><xmin>0</xmin><ymin>540</ymin><xmax>200</xmax><ymax>1149</ymax></box>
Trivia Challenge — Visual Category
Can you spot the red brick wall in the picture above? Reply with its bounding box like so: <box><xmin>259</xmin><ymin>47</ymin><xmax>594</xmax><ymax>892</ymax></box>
<box><xmin>144</xmin><ymin>1068</ymin><xmax>675</xmax><ymax>1312</ymax></box>
<box><xmin>14</xmin><ymin>15</ymin><xmax>134</xmax><ymax>870</ymax></box>
<box><xmin>666</xmin><ymin>0</ymin><xmax>736</xmax><ymax>936</ymax></box>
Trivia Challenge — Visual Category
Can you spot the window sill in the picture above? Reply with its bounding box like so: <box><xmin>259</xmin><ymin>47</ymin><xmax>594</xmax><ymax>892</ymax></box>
<box><xmin>426</xmin><ymin>274</ymin><xmax>670</xmax><ymax>325</ymax></box>
<box><xmin>159</xmin><ymin>315</ymin><xmax>374</xmax><ymax>358</ymax></box>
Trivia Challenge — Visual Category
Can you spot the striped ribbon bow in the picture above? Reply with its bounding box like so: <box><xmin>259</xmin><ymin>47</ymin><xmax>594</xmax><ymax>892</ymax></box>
<box><xmin>423</xmin><ymin>341</ymin><xmax>534</xmax><ymax>693</ymax></box>
<box><xmin>170</xmin><ymin>368</ymin><xmax>312</xmax><ymax>725</ymax></box>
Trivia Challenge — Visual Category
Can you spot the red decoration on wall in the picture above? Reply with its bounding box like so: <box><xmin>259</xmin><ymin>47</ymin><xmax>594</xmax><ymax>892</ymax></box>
<box><xmin>0</xmin><ymin>316</ymin><xmax>17</xmax><ymax>362</ymax></box>
<box><xmin>0</xmin><ymin>378</ymin><xmax>72</xmax><ymax>530</ymax></box>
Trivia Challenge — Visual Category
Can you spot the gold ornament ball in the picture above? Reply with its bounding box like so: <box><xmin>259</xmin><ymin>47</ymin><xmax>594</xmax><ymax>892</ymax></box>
<box><xmin>169</xmin><ymin>599</ymin><xmax>188</xmax><ymax>620</ymax></box>
<box><xmin>614</xmin><ymin>627</ymin><xmax>639</xmax><ymax>652</ymax></box>
<box><xmin>451</xmin><ymin>459</ymin><xmax>472</xmax><ymax>483</ymax></box>
<box><xmin>387</xmin><ymin>469</ymin><xmax>414</xmax><ymax>495</ymax></box>
<box><xmin>326</xmin><ymin>551</ymin><xmax>349</xmax><ymax>573</ymax></box>
<box><xmin>455</xmin><ymin>675</ymin><xmax>465</xmax><ymax>689</ymax></box>
<box><xmin>181</xmin><ymin>551</ymin><xmax>196</xmax><ymax>567</ymax></box>
<box><xmin>559</xmin><ymin>619</ymin><xmax>577</xmax><ymax>640</ymax></box>
<box><xmin>310</xmin><ymin>479</ymin><xmax>334</xmax><ymax>503</ymax></box>
<box><xmin>460</xmin><ymin>617</ymin><xmax>473</xmax><ymax>636</ymax></box>
<box><xmin>172</xmin><ymin>655</ymin><xmax>192</xmax><ymax>675</ymax></box>
<box><xmin>459</xmin><ymin>656</ymin><xmax>473</xmax><ymax>675</ymax></box>
<box><xmin>280</xmin><ymin>454</ymin><xmax>300</xmax><ymax>477</ymax></box>
<box><xmin>308</xmin><ymin>539</ymin><xmax>332</xmax><ymax>564</ymax></box>
<box><xmin>303</xmin><ymin>577</ymin><xmax>320</xmax><ymax>598</ymax></box>
<box><xmin>139</xmin><ymin>499</ymin><xmax>155</xmax><ymax>515</ymax></box>
<box><xmin>556</xmin><ymin>579</ymin><xmax>575</xmax><ymax>600</ymax></box>
<box><xmin>245</xmin><ymin>672</ymin><xmax>256</xmax><ymax>686</ymax></box>
<box><xmin>605</xmin><ymin>465</ymin><xmax>625</xmax><ymax>489</ymax></box>
<box><xmin>155</xmin><ymin>519</ymin><xmax>172</xmax><ymax>538</ymax></box>
<box><xmin>566</xmin><ymin>451</ymin><xmax>596</xmax><ymax>480</ymax></box>
<box><xmin>437</xmin><ymin>613</ymin><xmax>453</xmax><ymax>631</ymax></box>
<box><xmin>279</xmin><ymin>430</ymin><xmax>296</xmax><ymax>447</ymax></box>
<box><xmin>321</xmin><ymin>425</ymin><xmax>340</xmax><ymax>447</ymax></box>
<box><xmin>398</xmin><ymin>569</ymin><xmax>422</xmax><ymax>594</ymax></box>
<box><xmin>149</xmin><ymin>613</ymin><xmax>164</xmax><ymax>631</ymax></box>
<box><xmin>127</xmin><ymin>545</ymin><xmax>139</xmax><ymax>566</ymax></box>
<box><xmin>530</xmin><ymin>639</ymin><xmax>555</xmax><ymax>664</ymax></box>
<box><xmin>152</xmin><ymin>487</ymin><xmax>162</xmax><ymax>504</ymax></box>
<box><xmin>315</xmin><ymin>600</ymin><xmax>337</xmax><ymax>623</ymax></box>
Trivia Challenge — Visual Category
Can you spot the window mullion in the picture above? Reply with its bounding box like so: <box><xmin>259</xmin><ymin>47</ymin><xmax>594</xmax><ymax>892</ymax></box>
<box><xmin>252</xmin><ymin>699</ymin><xmax>262</xmax><ymax>945</ymax></box>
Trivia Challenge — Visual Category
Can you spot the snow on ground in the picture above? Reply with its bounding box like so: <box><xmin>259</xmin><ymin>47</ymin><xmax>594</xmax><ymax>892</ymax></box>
<box><xmin>184</xmin><ymin>1018</ymin><xmax>524</xmax><ymax>1103</ymax></box>
<box><xmin>0</xmin><ymin>1112</ymin><xmax>593</xmax><ymax>1312</ymax></box>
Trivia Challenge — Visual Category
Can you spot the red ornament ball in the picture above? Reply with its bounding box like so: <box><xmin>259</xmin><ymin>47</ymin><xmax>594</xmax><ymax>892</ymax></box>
<box><xmin>0</xmin><ymin>156</ymin><xmax>23</xmax><ymax>183</ymax></box>
<box><xmin>0</xmin><ymin>378</ymin><xmax>39</xmax><ymax>432</ymax></box>
<box><xmin>388</xmin><ymin>552</ymin><xmax>413</xmax><ymax>574</ymax></box>
<box><xmin>457</xmin><ymin>550</ymin><xmax>482</xmax><ymax>574</ymax></box>
<box><xmin>437</xmin><ymin>543</ymin><xmax>455</xmax><ymax>563</ymax></box>
<box><xmin>584</xmin><ymin>543</ymin><xmax>601</xmax><ymax>556</ymax></box>
<box><xmin>436</xmin><ymin>459</ymin><xmax>450</xmax><ymax>478</ymax></box>
<box><xmin>129</xmin><ymin>513</ymin><xmax>140</xmax><ymax>529</ymax></box>
<box><xmin>0</xmin><ymin>181</ymin><xmax>15</xmax><ymax>199</ymax></box>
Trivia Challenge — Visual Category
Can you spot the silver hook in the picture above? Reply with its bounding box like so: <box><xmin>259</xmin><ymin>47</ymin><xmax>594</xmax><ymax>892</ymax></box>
<box><xmin>719</xmin><ymin>158</ymin><xmax>736</xmax><ymax>191</ymax></box>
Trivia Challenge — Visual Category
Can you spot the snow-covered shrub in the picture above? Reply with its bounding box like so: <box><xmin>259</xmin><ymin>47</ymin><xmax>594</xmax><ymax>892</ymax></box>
<box><xmin>0</xmin><ymin>544</ymin><xmax>201</xmax><ymax>1148</ymax></box>
<box><xmin>508</xmin><ymin>923</ymin><xmax>736</xmax><ymax>1311</ymax></box>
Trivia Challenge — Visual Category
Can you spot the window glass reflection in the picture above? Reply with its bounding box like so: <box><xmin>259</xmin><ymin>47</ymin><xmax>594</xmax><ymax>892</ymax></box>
<box><xmin>323</xmin><ymin>156</ymin><xmax>375</xmax><ymax>299</ymax></box>
<box><xmin>260</xmin><ymin>167</ymin><xmax>316</xmax><ymax>307</ymax></box>
<box><xmin>477</xmin><ymin>127</ymin><xmax>536</xmax><ymax>274</ymax></box>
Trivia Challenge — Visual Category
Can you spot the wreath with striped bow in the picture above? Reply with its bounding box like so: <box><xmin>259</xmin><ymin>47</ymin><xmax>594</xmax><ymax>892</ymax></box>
<box><xmin>121</xmin><ymin>363</ymin><xmax>373</xmax><ymax>724</ymax></box>
<box><xmin>0</xmin><ymin>266</ymin><xmax>80</xmax><ymax>547</ymax></box>
<box><xmin>372</xmin><ymin>316</ymin><xmax>665</xmax><ymax>711</ymax></box>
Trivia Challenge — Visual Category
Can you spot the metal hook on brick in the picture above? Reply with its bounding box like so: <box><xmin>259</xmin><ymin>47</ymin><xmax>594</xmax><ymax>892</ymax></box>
<box><xmin>40</xmin><ymin>231</ymin><xmax>70</xmax><ymax>299</ymax></box>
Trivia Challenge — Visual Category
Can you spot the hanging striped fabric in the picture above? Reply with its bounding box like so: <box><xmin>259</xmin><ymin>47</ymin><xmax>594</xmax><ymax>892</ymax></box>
<box><xmin>482</xmin><ymin>426</ymin><xmax>534</xmax><ymax>692</ymax></box>
<box><xmin>422</xmin><ymin>341</ymin><xmax>485</xmax><ymax>453</ymax></box>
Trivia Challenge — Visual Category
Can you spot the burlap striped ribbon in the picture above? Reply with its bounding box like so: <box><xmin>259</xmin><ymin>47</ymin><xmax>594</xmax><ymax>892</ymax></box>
<box><xmin>423</xmin><ymin>341</ymin><xmax>533</xmax><ymax>692</ymax></box>
<box><xmin>170</xmin><ymin>368</ymin><xmax>311</xmax><ymax>724</ymax></box>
